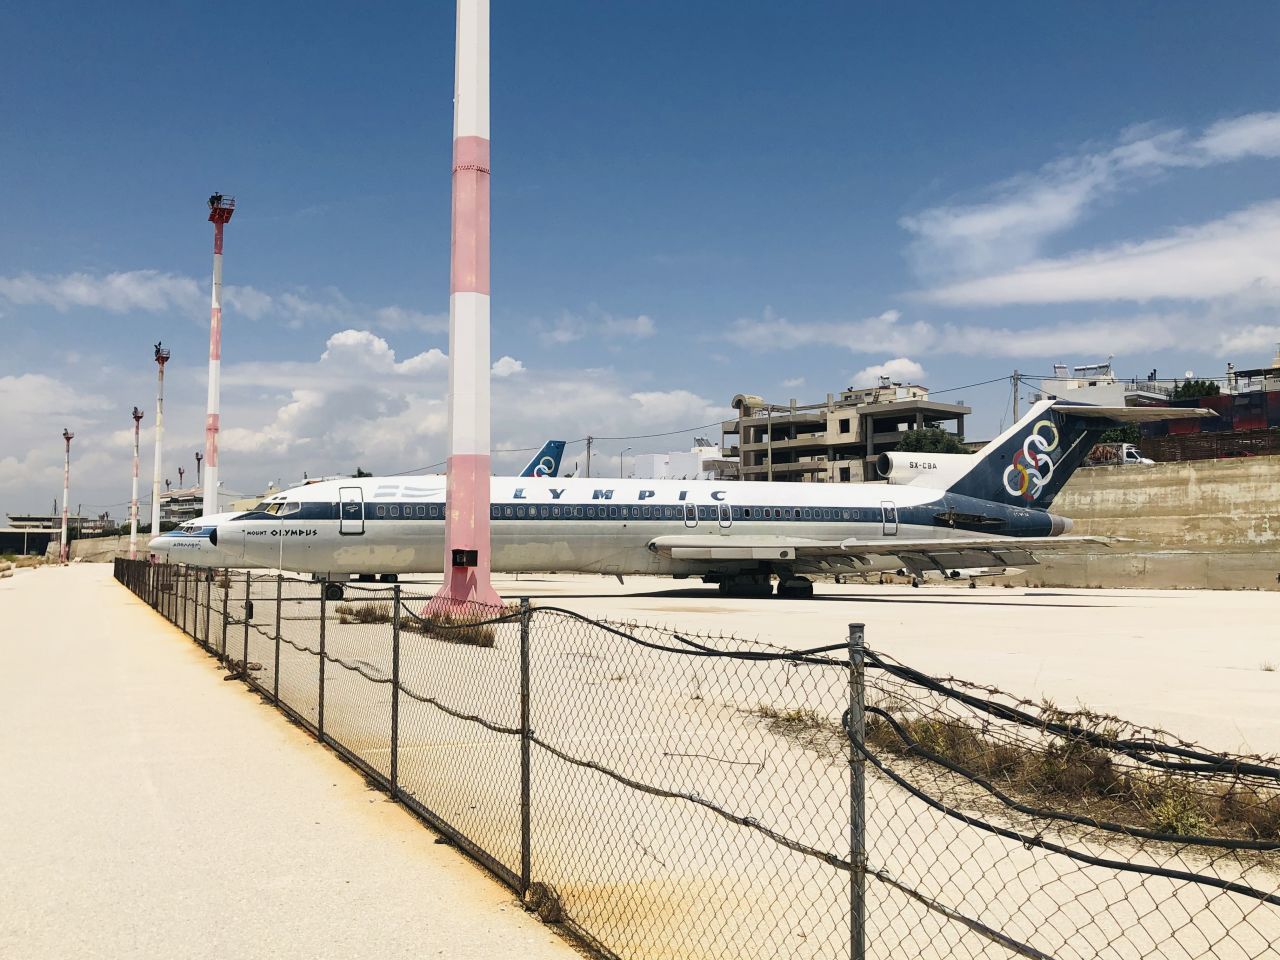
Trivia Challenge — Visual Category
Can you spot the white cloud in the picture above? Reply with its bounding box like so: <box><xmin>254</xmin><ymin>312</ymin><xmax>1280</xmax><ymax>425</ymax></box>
<box><xmin>491</xmin><ymin>356</ymin><xmax>525</xmax><ymax>377</ymax></box>
<box><xmin>902</xmin><ymin>111</ymin><xmax>1280</xmax><ymax>282</ymax></box>
<box><xmin>0</xmin><ymin>267</ymin><xmax>446</xmax><ymax>335</ymax></box>
<box><xmin>921</xmin><ymin>200</ymin><xmax>1280</xmax><ymax>307</ymax></box>
<box><xmin>0</xmin><ymin>270</ymin><xmax>201</xmax><ymax>314</ymax></box>
<box><xmin>781</xmin><ymin>376</ymin><xmax>805</xmax><ymax>388</ymax></box>
<box><xmin>851</xmin><ymin>358</ymin><xmax>926</xmax><ymax>387</ymax></box>
<box><xmin>537</xmin><ymin>307</ymin><xmax>657</xmax><ymax>344</ymax></box>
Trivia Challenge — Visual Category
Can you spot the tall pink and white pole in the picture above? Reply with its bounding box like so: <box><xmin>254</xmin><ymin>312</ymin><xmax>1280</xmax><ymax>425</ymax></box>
<box><xmin>60</xmin><ymin>428</ymin><xmax>74</xmax><ymax>563</ymax></box>
<box><xmin>434</xmin><ymin>0</ymin><xmax>500</xmax><ymax>609</ymax></box>
<box><xmin>204</xmin><ymin>194</ymin><xmax>235</xmax><ymax>516</ymax></box>
<box><xmin>129</xmin><ymin>406</ymin><xmax>143</xmax><ymax>559</ymax></box>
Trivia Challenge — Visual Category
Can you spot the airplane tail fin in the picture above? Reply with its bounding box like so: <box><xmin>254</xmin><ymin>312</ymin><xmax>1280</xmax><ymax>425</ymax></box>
<box><xmin>945</xmin><ymin>401</ymin><xmax>1212</xmax><ymax>508</ymax></box>
<box><xmin>520</xmin><ymin>440</ymin><xmax>567</xmax><ymax>478</ymax></box>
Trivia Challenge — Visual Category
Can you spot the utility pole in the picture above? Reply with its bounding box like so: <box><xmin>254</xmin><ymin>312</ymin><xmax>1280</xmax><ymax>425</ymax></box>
<box><xmin>585</xmin><ymin>436</ymin><xmax>593</xmax><ymax>478</ymax></box>
<box><xmin>151</xmin><ymin>342</ymin><xmax>170</xmax><ymax>537</ymax></box>
<box><xmin>620</xmin><ymin>446</ymin><xmax>631</xmax><ymax>478</ymax></box>
<box><xmin>433</xmin><ymin>0</ymin><xmax>501</xmax><ymax>610</ymax></box>
<box><xmin>1012</xmin><ymin>369</ymin><xmax>1020</xmax><ymax>421</ymax></box>
<box><xmin>129</xmin><ymin>406</ymin><xmax>143</xmax><ymax>559</ymax></box>
<box><xmin>60</xmin><ymin>429</ymin><xmax>74</xmax><ymax>563</ymax></box>
<box><xmin>205</xmin><ymin>193</ymin><xmax>235</xmax><ymax>516</ymax></box>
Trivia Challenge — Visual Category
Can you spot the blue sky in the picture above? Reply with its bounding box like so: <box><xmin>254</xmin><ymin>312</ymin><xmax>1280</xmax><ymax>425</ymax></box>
<box><xmin>3</xmin><ymin>1</ymin><xmax>1280</xmax><ymax>515</ymax></box>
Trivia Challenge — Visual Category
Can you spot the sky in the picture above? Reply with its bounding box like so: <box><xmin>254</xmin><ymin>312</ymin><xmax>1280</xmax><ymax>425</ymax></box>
<box><xmin>3</xmin><ymin>1</ymin><xmax>1280</xmax><ymax>517</ymax></box>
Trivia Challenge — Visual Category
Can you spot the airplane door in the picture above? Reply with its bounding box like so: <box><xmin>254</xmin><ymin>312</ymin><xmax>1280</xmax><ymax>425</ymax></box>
<box><xmin>717</xmin><ymin>503</ymin><xmax>732</xmax><ymax>529</ymax></box>
<box><xmin>683</xmin><ymin>503</ymin><xmax>698</xmax><ymax>528</ymax></box>
<box><xmin>881</xmin><ymin>500</ymin><xmax>898</xmax><ymax>536</ymax></box>
<box><xmin>339</xmin><ymin>487</ymin><xmax>365</xmax><ymax>535</ymax></box>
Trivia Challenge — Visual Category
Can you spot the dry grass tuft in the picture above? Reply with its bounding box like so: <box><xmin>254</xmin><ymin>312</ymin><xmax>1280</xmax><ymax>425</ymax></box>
<box><xmin>401</xmin><ymin>602</ymin><xmax>521</xmax><ymax>648</ymax></box>
<box><xmin>334</xmin><ymin>601</ymin><xmax>393</xmax><ymax>625</ymax></box>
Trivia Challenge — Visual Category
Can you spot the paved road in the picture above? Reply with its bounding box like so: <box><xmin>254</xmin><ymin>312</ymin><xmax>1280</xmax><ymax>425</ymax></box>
<box><xmin>0</xmin><ymin>564</ymin><xmax>578</xmax><ymax>960</ymax></box>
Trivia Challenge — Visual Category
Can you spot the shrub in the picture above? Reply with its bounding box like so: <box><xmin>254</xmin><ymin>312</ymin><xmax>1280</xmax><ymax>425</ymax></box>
<box><xmin>334</xmin><ymin>601</ymin><xmax>392</xmax><ymax>624</ymax></box>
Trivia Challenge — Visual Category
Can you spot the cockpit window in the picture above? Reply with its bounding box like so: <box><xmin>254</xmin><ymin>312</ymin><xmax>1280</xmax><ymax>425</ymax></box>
<box><xmin>280</xmin><ymin>501</ymin><xmax>301</xmax><ymax>516</ymax></box>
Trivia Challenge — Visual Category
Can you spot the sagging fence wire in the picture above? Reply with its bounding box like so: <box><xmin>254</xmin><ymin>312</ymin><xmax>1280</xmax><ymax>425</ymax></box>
<box><xmin>116</xmin><ymin>558</ymin><xmax>1279</xmax><ymax>960</ymax></box>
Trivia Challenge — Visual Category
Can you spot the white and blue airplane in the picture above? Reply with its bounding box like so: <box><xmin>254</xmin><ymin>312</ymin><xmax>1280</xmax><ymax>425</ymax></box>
<box><xmin>151</xmin><ymin>403</ymin><xmax>1206</xmax><ymax>599</ymax></box>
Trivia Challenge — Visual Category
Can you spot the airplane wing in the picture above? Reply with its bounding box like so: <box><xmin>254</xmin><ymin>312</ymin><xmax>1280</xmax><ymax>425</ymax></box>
<box><xmin>647</xmin><ymin>534</ymin><xmax>1115</xmax><ymax>570</ymax></box>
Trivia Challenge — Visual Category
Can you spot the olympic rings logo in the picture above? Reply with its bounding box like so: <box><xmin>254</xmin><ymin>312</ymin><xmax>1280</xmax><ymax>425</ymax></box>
<box><xmin>531</xmin><ymin>456</ymin><xmax>556</xmax><ymax>478</ymax></box>
<box><xmin>1003</xmin><ymin>420</ymin><xmax>1060</xmax><ymax>500</ymax></box>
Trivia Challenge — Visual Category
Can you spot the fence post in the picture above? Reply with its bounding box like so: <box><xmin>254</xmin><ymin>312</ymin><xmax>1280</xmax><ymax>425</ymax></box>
<box><xmin>220</xmin><ymin>569</ymin><xmax>230</xmax><ymax>661</ymax></box>
<box><xmin>180</xmin><ymin>566</ymin><xmax>188</xmax><ymax>635</ymax></box>
<box><xmin>519</xmin><ymin>597</ymin><xmax>532</xmax><ymax>895</ymax></box>
<box><xmin>243</xmin><ymin>570</ymin><xmax>251</xmax><ymax>680</ymax></box>
<box><xmin>273</xmin><ymin>574</ymin><xmax>282</xmax><ymax>704</ymax></box>
<box><xmin>204</xmin><ymin>572</ymin><xmax>212</xmax><ymax>653</ymax></box>
<box><xmin>391</xmin><ymin>583</ymin><xmax>401</xmax><ymax>794</ymax></box>
<box><xmin>848</xmin><ymin>622</ymin><xmax>866</xmax><ymax>960</ymax></box>
<box><xmin>318</xmin><ymin>584</ymin><xmax>326</xmax><ymax>739</ymax></box>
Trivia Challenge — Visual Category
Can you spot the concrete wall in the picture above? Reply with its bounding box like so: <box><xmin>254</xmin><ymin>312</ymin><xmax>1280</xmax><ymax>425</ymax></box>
<box><xmin>1026</xmin><ymin>455</ymin><xmax>1280</xmax><ymax>590</ymax></box>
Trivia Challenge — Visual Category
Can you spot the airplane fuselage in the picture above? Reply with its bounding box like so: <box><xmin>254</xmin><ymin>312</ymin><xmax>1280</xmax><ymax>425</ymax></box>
<box><xmin>214</xmin><ymin>475</ymin><xmax>1063</xmax><ymax>578</ymax></box>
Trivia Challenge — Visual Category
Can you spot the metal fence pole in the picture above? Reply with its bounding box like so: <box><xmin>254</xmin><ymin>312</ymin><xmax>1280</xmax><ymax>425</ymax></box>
<box><xmin>180</xmin><ymin>566</ymin><xmax>188</xmax><ymax>635</ymax></box>
<box><xmin>848</xmin><ymin>622</ymin><xmax>866</xmax><ymax>960</ymax></box>
<box><xmin>242</xmin><ymin>570</ymin><xmax>251</xmax><ymax>679</ymax></box>
<box><xmin>318</xmin><ymin>585</ymin><xmax>326</xmax><ymax>739</ymax></box>
<box><xmin>519</xmin><ymin>597</ymin><xmax>532</xmax><ymax>895</ymax></box>
<box><xmin>273</xmin><ymin>574</ymin><xmax>282</xmax><ymax>703</ymax></box>
<box><xmin>218</xmin><ymin>569</ymin><xmax>227</xmax><ymax>658</ymax></box>
<box><xmin>391</xmin><ymin>583</ymin><xmax>401</xmax><ymax>794</ymax></box>
<box><xmin>204</xmin><ymin>572</ymin><xmax>212</xmax><ymax>652</ymax></box>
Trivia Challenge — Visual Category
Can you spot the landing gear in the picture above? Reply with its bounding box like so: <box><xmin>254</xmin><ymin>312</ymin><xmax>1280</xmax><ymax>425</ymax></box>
<box><xmin>715</xmin><ymin>574</ymin><xmax>773</xmax><ymax>598</ymax></box>
<box><xmin>323</xmin><ymin>582</ymin><xmax>345</xmax><ymax>602</ymax></box>
<box><xmin>777</xmin><ymin>576</ymin><xmax>814</xmax><ymax>600</ymax></box>
<box><xmin>379</xmin><ymin>573</ymin><xmax>398</xmax><ymax>583</ymax></box>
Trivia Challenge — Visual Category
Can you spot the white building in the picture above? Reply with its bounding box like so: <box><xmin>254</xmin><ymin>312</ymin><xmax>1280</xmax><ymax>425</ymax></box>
<box><xmin>1031</xmin><ymin>360</ymin><xmax>1170</xmax><ymax>407</ymax></box>
<box><xmin>632</xmin><ymin>439</ymin><xmax>738</xmax><ymax>480</ymax></box>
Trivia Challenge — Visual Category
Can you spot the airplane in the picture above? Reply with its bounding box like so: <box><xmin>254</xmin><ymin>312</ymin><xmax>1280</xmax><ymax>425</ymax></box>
<box><xmin>154</xmin><ymin>401</ymin><xmax>1208</xmax><ymax>600</ymax></box>
<box><xmin>148</xmin><ymin>440</ymin><xmax>567</xmax><ymax>566</ymax></box>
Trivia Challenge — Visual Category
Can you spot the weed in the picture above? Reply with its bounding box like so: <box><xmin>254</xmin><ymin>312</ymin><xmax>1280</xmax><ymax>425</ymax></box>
<box><xmin>334</xmin><ymin>601</ymin><xmax>392</xmax><ymax>625</ymax></box>
<box><xmin>401</xmin><ymin>602</ymin><xmax>520</xmax><ymax>647</ymax></box>
<box><xmin>1261</xmin><ymin>661</ymin><xmax>1277</xmax><ymax>673</ymax></box>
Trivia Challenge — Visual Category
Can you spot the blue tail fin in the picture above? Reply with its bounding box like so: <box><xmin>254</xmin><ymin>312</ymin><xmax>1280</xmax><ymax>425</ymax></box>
<box><xmin>945</xmin><ymin>401</ymin><xmax>1112</xmax><ymax>508</ymax></box>
<box><xmin>520</xmin><ymin>441</ymin><xmax>567</xmax><ymax>478</ymax></box>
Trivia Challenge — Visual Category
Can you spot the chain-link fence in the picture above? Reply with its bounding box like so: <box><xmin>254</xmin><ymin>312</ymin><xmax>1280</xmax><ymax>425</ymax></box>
<box><xmin>115</xmin><ymin>558</ymin><xmax>1279</xmax><ymax>959</ymax></box>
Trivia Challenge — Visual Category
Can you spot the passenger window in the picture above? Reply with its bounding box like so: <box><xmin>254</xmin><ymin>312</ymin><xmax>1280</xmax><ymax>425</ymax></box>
<box><xmin>491</xmin><ymin>506</ymin><xmax>500</xmax><ymax>519</ymax></box>
<box><xmin>574</xmin><ymin>507</ymin><xmax>584</xmax><ymax>518</ymax></box>
<box><xmin>551</xmin><ymin>506</ymin><xmax>561</xmax><ymax>518</ymax></box>
<box><xmin>376</xmin><ymin>505</ymin><xmax>386</xmax><ymax>518</ymax></box>
<box><xmin>540</xmin><ymin>506</ymin><xmax>549</xmax><ymax>518</ymax></box>
<box><xmin>516</xmin><ymin>506</ymin><xmax>527</xmax><ymax>518</ymax></box>
<box><xmin>503</xmin><ymin>506</ymin><xmax>514</xmax><ymax>518</ymax></box>
<box><xmin>389</xmin><ymin>505</ymin><xmax>399</xmax><ymax>518</ymax></box>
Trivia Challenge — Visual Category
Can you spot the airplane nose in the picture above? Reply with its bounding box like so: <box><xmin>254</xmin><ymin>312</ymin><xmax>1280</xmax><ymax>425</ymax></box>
<box><xmin>148</xmin><ymin>536</ymin><xmax>168</xmax><ymax>553</ymax></box>
<box><xmin>1048</xmin><ymin>514</ymin><xmax>1073</xmax><ymax>535</ymax></box>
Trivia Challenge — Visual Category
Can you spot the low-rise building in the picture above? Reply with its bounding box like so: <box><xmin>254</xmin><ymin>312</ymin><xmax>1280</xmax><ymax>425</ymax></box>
<box><xmin>631</xmin><ymin>439</ymin><xmax>738</xmax><ymax>481</ymax></box>
<box><xmin>1030</xmin><ymin>360</ymin><xmax>1170</xmax><ymax>406</ymax></box>
<box><xmin>722</xmin><ymin>380</ymin><xmax>970</xmax><ymax>482</ymax></box>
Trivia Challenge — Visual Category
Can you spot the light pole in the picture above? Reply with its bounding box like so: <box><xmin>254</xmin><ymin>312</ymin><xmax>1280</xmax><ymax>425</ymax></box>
<box><xmin>60</xmin><ymin>429</ymin><xmax>74</xmax><ymax>563</ymax></box>
<box><xmin>129</xmin><ymin>406</ymin><xmax>143</xmax><ymax>559</ymax></box>
<box><xmin>150</xmin><ymin>342</ymin><xmax>170</xmax><ymax>538</ymax></box>
<box><xmin>620</xmin><ymin>447</ymin><xmax>631</xmax><ymax>478</ymax></box>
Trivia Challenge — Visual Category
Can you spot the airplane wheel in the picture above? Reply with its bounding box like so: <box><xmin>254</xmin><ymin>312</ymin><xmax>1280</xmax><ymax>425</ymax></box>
<box><xmin>323</xmin><ymin>582</ymin><xmax>345</xmax><ymax>602</ymax></box>
<box><xmin>911</xmin><ymin>578</ymin><xmax>920</xmax><ymax>588</ymax></box>
<box><xmin>969</xmin><ymin>580</ymin><xmax>977</xmax><ymax>589</ymax></box>
<box><xmin>380</xmin><ymin>573</ymin><xmax>398</xmax><ymax>583</ymax></box>
<box><xmin>777</xmin><ymin>577</ymin><xmax>814</xmax><ymax>600</ymax></box>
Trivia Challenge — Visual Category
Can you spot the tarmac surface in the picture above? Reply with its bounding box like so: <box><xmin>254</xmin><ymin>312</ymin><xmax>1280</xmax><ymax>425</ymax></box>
<box><xmin>0</xmin><ymin>564</ymin><xmax>579</xmax><ymax>960</ymax></box>
<box><xmin>490</xmin><ymin>572</ymin><xmax>1280</xmax><ymax>755</ymax></box>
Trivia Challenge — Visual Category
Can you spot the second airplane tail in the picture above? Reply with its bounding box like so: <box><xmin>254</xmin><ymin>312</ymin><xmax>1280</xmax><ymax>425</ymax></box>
<box><xmin>520</xmin><ymin>440</ymin><xmax>567</xmax><ymax>478</ymax></box>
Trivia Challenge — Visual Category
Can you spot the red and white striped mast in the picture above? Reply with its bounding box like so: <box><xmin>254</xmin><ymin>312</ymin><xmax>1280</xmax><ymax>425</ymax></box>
<box><xmin>204</xmin><ymin>193</ymin><xmax>235</xmax><ymax>516</ymax></box>
<box><xmin>434</xmin><ymin>0</ymin><xmax>501</xmax><ymax>610</ymax></box>
<box><xmin>129</xmin><ymin>406</ymin><xmax>143</xmax><ymax>559</ymax></box>
<box><xmin>60</xmin><ymin>428</ymin><xmax>74</xmax><ymax>563</ymax></box>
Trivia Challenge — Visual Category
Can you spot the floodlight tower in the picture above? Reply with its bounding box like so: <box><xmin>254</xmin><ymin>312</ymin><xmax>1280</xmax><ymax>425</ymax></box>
<box><xmin>434</xmin><ymin>0</ymin><xmax>501</xmax><ymax>610</ymax></box>
<box><xmin>150</xmin><ymin>343</ymin><xmax>170</xmax><ymax>539</ymax></box>
<box><xmin>204</xmin><ymin>193</ymin><xmax>235</xmax><ymax>516</ymax></box>
<box><xmin>129</xmin><ymin>407</ymin><xmax>143</xmax><ymax>559</ymax></box>
<box><xmin>195</xmin><ymin>451</ymin><xmax>203</xmax><ymax>486</ymax></box>
<box><xmin>60</xmin><ymin>429</ymin><xmax>74</xmax><ymax>563</ymax></box>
